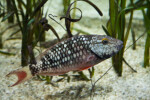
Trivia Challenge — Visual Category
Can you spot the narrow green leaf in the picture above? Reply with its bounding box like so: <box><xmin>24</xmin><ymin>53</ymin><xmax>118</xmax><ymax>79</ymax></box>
<box><xmin>102</xmin><ymin>25</ymin><xmax>110</xmax><ymax>36</ymax></box>
<box><xmin>67</xmin><ymin>76</ymin><xmax>70</xmax><ymax>82</ymax></box>
<box><xmin>118</xmin><ymin>6</ymin><xmax>133</xmax><ymax>17</ymax></box>
<box><xmin>124</xmin><ymin>10</ymin><xmax>133</xmax><ymax>49</ymax></box>
<box><xmin>78</xmin><ymin>72</ymin><xmax>90</xmax><ymax>81</ymax></box>
<box><xmin>46</xmin><ymin>76</ymin><xmax>50</xmax><ymax>83</ymax></box>
<box><xmin>144</xmin><ymin>34</ymin><xmax>150</xmax><ymax>67</ymax></box>
<box><xmin>27</xmin><ymin>18</ymin><xmax>35</xmax><ymax>26</ymax></box>
<box><xmin>56</xmin><ymin>78</ymin><xmax>65</xmax><ymax>82</ymax></box>
<box><xmin>0</xmin><ymin>50</ymin><xmax>15</xmax><ymax>55</ymax></box>
<box><xmin>91</xmin><ymin>67</ymin><xmax>95</xmax><ymax>78</ymax></box>
<box><xmin>142</xmin><ymin>10</ymin><xmax>150</xmax><ymax>35</ymax></box>
<box><xmin>1</xmin><ymin>11</ymin><xmax>14</xmax><ymax>22</ymax></box>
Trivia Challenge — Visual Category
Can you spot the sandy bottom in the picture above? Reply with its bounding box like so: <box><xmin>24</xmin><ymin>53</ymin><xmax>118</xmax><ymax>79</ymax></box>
<box><xmin>0</xmin><ymin>17</ymin><xmax>150</xmax><ymax>100</ymax></box>
<box><xmin>1</xmin><ymin>45</ymin><xmax>150</xmax><ymax>100</ymax></box>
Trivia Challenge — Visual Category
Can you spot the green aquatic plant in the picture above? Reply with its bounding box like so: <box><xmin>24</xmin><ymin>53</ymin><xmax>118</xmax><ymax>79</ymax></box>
<box><xmin>0</xmin><ymin>33</ymin><xmax>2</xmax><ymax>48</ymax></box>
<box><xmin>1</xmin><ymin>0</ymin><xmax>49</xmax><ymax>65</ymax></box>
<box><xmin>8</xmin><ymin>0</ymin><xmax>47</xmax><ymax>66</ymax></box>
<box><xmin>1</xmin><ymin>0</ymin><xmax>149</xmax><ymax>85</ymax></box>
<box><xmin>106</xmin><ymin>0</ymin><xmax>150</xmax><ymax>76</ymax></box>
<box><xmin>6</xmin><ymin>0</ymin><xmax>14</xmax><ymax>23</ymax></box>
<box><xmin>105</xmin><ymin>0</ymin><xmax>150</xmax><ymax>76</ymax></box>
<box><xmin>142</xmin><ymin>3</ymin><xmax>150</xmax><ymax>68</ymax></box>
<box><xmin>63</xmin><ymin>0</ymin><xmax>71</xmax><ymax>14</ymax></box>
<box><xmin>126</xmin><ymin>0</ymin><xmax>150</xmax><ymax>68</ymax></box>
<box><xmin>106</xmin><ymin>0</ymin><xmax>129</xmax><ymax>76</ymax></box>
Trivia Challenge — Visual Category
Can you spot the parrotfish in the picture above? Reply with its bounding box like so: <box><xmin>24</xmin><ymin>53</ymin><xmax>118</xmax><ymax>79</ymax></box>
<box><xmin>6</xmin><ymin>35</ymin><xmax>123</xmax><ymax>87</ymax></box>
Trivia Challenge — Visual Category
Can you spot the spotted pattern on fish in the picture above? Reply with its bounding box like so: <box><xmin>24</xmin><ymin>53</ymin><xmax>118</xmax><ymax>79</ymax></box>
<box><xmin>6</xmin><ymin>35</ymin><xmax>123</xmax><ymax>87</ymax></box>
<box><xmin>29</xmin><ymin>35</ymin><xmax>123</xmax><ymax>76</ymax></box>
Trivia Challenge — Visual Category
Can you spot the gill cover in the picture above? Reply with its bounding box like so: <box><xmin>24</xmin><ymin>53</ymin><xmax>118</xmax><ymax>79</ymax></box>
<box><xmin>90</xmin><ymin>35</ymin><xmax>123</xmax><ymax>59</ymax></box>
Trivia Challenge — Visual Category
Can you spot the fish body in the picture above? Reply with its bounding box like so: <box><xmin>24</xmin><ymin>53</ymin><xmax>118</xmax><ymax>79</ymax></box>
<box><xmin>6</xmin><ymin>35</ymin><xmax>123</xmax><ymax>86</ymax></box>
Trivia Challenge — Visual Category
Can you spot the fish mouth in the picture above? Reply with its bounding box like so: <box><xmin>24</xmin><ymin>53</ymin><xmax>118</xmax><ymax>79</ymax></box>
<box><xmin>108</xmin><ymin>41</ymin><xmax>123</xmax><ymax>58</ymax></box>
<box><xmin>103</xmin><ymin>42</ymin><xmax>123</xmax><ymax>59</ymax></box>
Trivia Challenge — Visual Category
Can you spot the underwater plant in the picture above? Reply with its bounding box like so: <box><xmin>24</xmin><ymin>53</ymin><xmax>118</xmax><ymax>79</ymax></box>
<box><xmin>105</xmin><ymin>0</ymin><xmax>150</xmax><ymax>76</ymax></box>
<box><xmin>1</xmin><ymin>0</ymin><xmax>149</xmax><ymax>88</ymax></box>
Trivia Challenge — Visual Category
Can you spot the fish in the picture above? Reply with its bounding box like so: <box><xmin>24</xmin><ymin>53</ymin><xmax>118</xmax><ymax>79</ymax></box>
<box><xmin>6</xmin><ymin>35</ymin><xmax>123</xmax><ymax>87</ymax></box>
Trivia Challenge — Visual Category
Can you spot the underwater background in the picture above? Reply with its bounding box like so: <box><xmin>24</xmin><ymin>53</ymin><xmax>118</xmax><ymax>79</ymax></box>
<box><xmin>0</xmin><ymin>0</ymin><xmax>150</xmax><ymax>100</ymax></box>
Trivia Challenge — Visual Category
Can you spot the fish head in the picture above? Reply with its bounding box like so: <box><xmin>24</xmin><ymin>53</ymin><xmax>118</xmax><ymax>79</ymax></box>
<box><xmin>90</xmin><ymin>35</ymin><xmax>123</xmax><ymax>59</ymax></box>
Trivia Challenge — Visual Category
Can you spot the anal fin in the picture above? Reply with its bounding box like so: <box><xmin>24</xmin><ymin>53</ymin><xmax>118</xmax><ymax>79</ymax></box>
<box><xmin>79</xmin><ymin>66</ymin><xmax>92</xmax><ymax>71</ymax></box>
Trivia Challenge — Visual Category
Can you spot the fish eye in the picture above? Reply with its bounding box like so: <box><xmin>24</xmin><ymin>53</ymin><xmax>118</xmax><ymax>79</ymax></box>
<box><xmin>102</xmin><ymin>38</ymin><xmax>109</xmax><ymax>45</ymax></box>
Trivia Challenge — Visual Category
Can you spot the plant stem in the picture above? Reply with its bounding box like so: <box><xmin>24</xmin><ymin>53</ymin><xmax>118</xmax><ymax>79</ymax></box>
<box><xmin>6</xmin><ymin>0</ymin><xmax>14</xmax><ymax>23</ymax></box>
<box><xmin>0</xmin><ymin>34</ymin><xmax>2</xmax><ymax>48</ymax></box>
<box><xmin>144</xmin><ymin>34</ymin><xmax>150</xmax><ymax>67</ymax></box>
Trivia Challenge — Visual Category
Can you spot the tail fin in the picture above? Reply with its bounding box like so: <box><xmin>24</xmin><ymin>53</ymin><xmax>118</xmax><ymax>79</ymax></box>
<box><xmin>6</xmin><ymin>67</ymin><xmax>33</xmax><ymax>87</ymax></box>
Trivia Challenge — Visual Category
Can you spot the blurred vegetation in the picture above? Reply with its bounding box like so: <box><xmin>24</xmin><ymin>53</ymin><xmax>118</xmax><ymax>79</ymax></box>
<box><xmin>105</xmin><ymin>0</ymin><xmax>150</xmax><ymax>76</ymax></box>
<box><xmin>1</xmin><ymin>0</ymin><xmax>48</xmax><ymax>66</ymax></box>
<box><xmin>142</xmin><ymin>1</ymin><xmax>150</xmax><ymax>68</ymax></box>
<box><xmin>0</xmin><ymin>0</ymin><xmax>149</xmax><ymax>83</ymax></box>
<box><xmin>106</xmin><ymin>0</ymin><xmax>132</xmax><ymax>76</ymax></box>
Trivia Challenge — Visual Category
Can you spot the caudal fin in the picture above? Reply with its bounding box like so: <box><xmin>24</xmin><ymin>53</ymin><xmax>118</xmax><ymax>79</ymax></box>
<box><xmin>6</xmin><ymin>67</ymin><xmax>33</xmax><ymax>87</ymax></box>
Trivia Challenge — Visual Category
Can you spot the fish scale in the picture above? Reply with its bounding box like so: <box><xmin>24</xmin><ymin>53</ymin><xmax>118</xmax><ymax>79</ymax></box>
<box><xmin>6</xmin><ymin>35</ymin><xmax>123</xmax><ymax>87</ymax></box>
<box><xmin>30</xmin><ymin>35</ymin><xmax>95</xmax><ymax>76</ymax></box>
